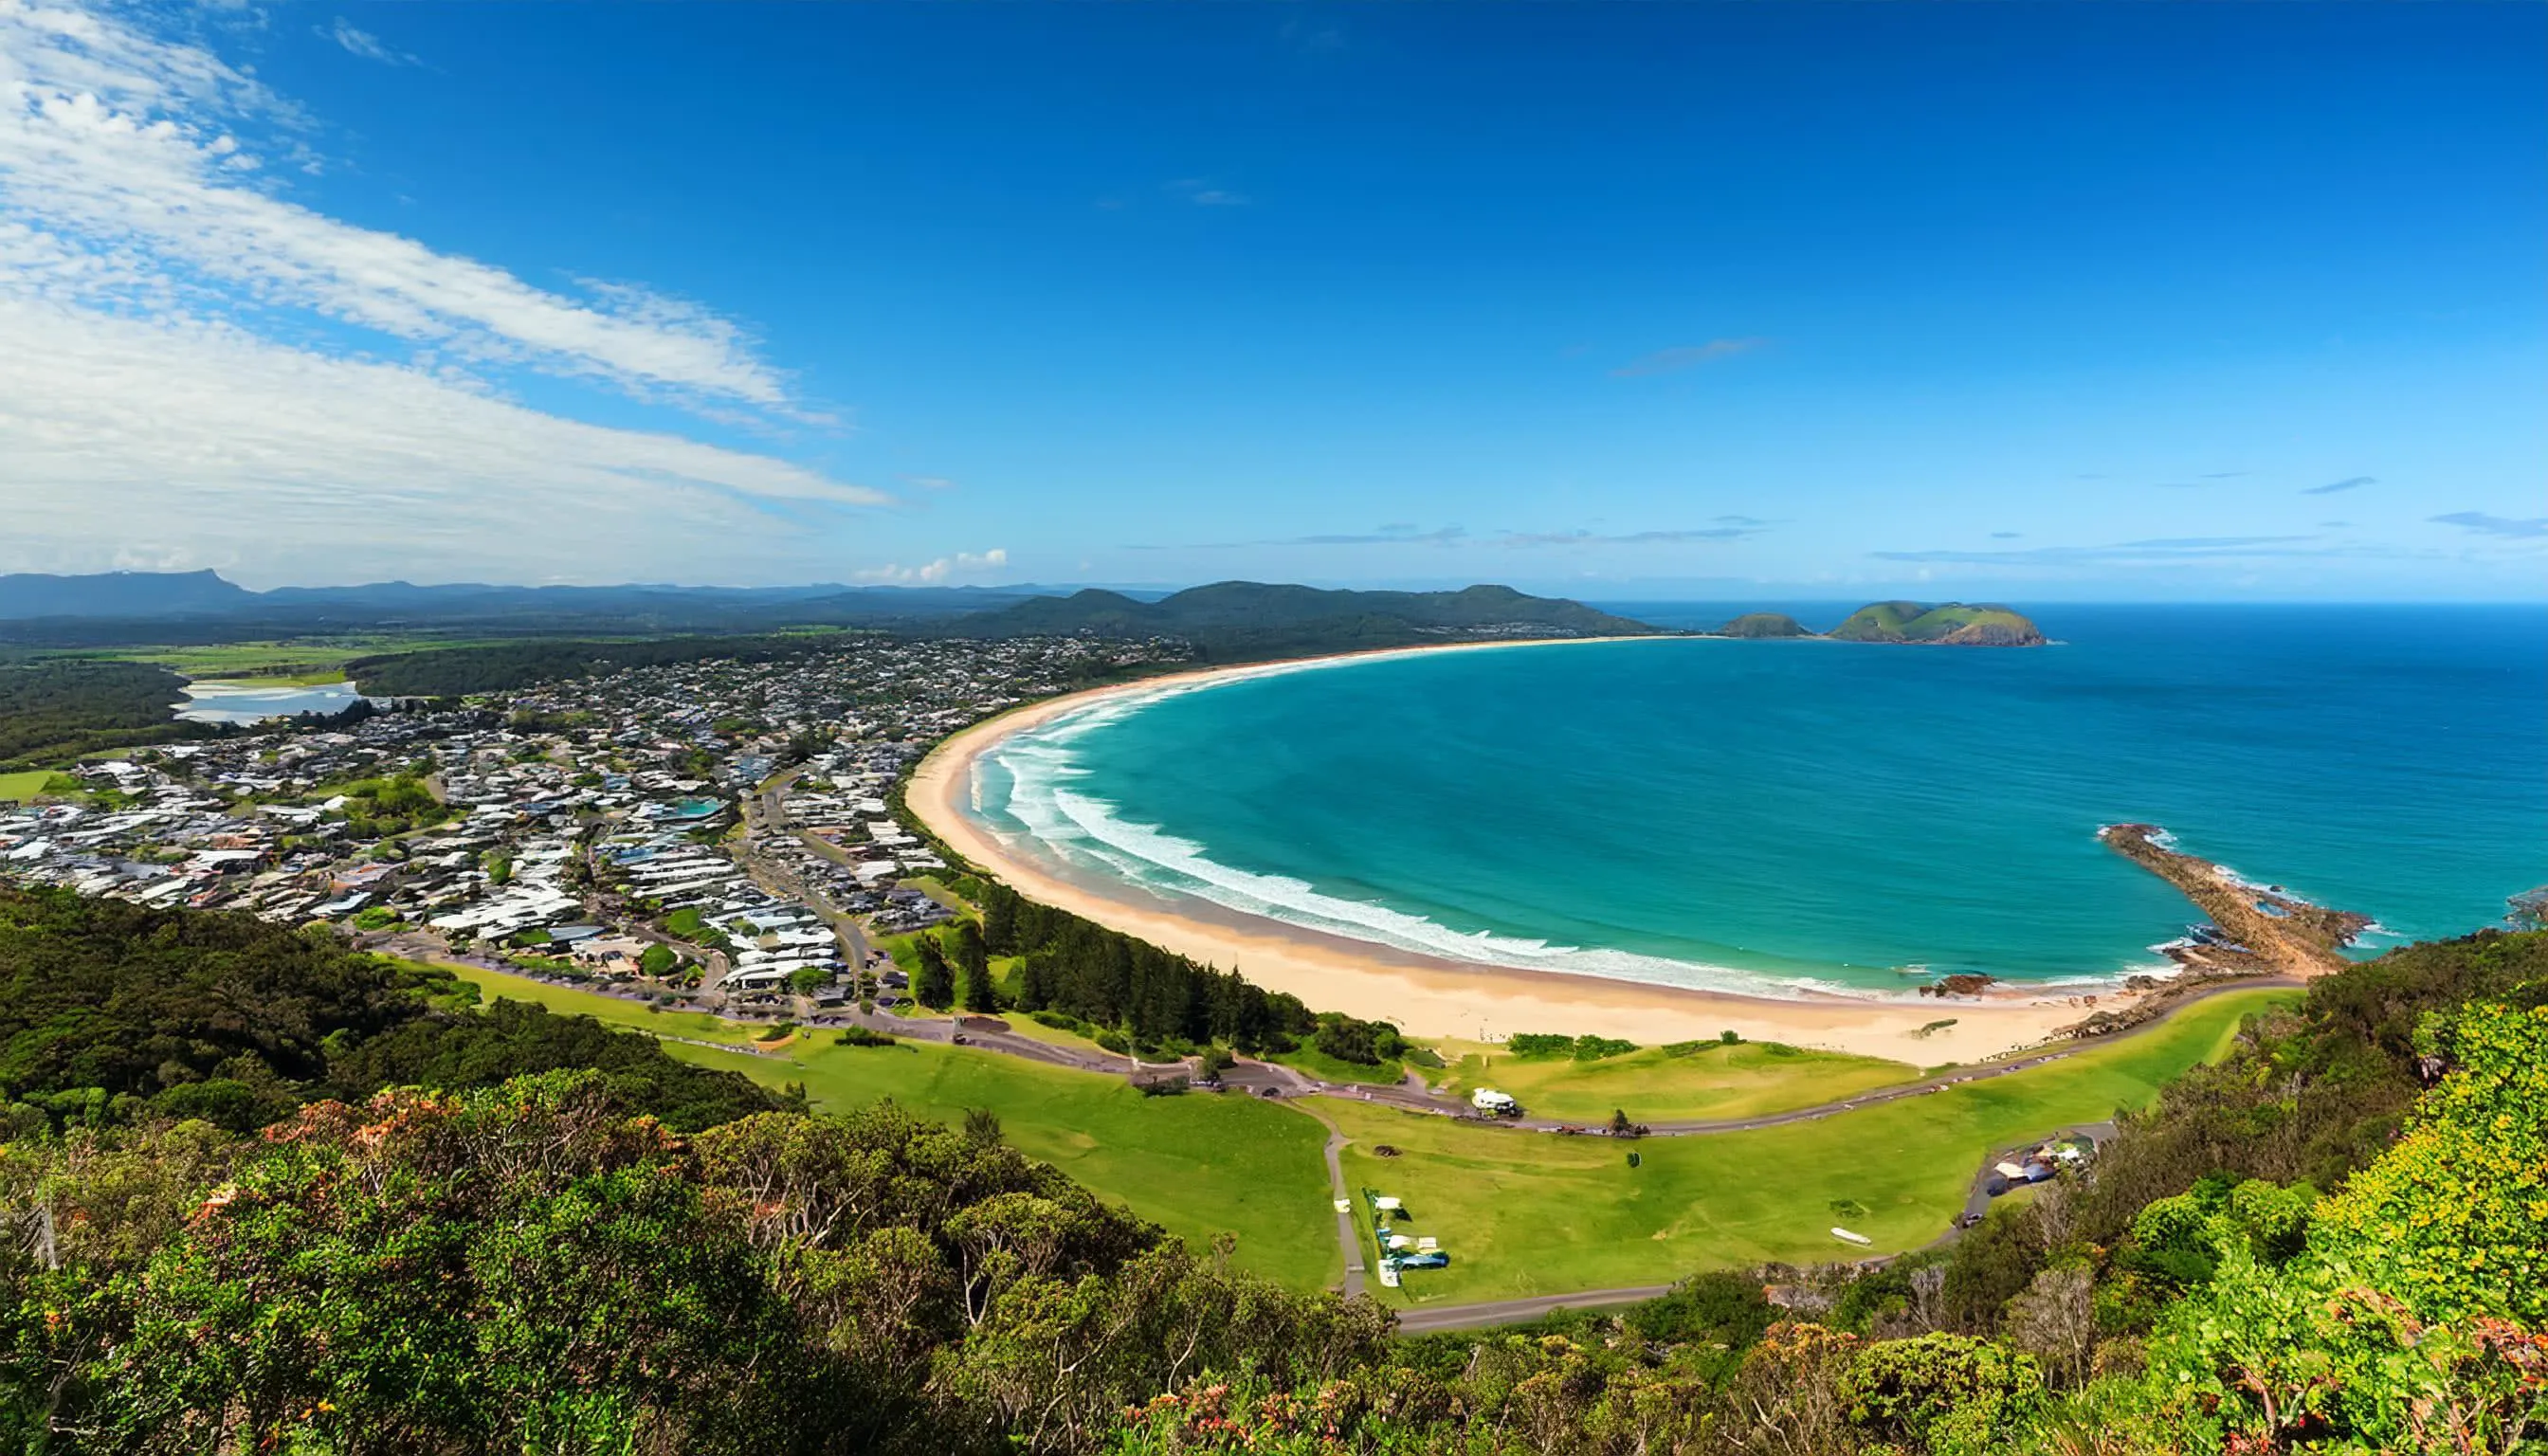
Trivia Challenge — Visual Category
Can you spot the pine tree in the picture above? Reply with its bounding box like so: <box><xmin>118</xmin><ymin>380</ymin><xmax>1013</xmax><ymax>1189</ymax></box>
<box><xmin>956</xmin><ymin>921</ymin><xmax>998</xmax><ymax>1012</ymax></box>
<box><xmin>913</xmin><ymin>936</ymin><xmax>955</xmax><ymax>1010</ymax></box>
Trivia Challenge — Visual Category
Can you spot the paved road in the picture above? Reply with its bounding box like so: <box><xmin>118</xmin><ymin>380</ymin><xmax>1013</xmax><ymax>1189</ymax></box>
<box><xmin>1293</xmin><ymin>1104</ymin><xmax>1368</xmax><ymax>1299</ymax></box>
<box><xmin>1397</xmin><ymin>1285</ymin><xmax>1678</xmax><ymax>1334</ymax></box>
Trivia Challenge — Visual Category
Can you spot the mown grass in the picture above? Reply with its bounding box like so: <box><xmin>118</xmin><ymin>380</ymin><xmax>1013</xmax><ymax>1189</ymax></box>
<box><xmin>1331</xmin><ymin>989</ymin><xmax>2293</xmax><ymax>1308</ymax></box>
<box><xmin>439</xmin><ymin>964</ymin><xmax>1339</xmax><ymax>1289</ymax></box>
<box><xmin>1431</xmin><ymin>1037</ymin><xmax>1920</xmax><ymax>1125</ymax></box>
<box><xmin>0</xmin><ymin>770</ymin><xmax>61</xmax><ymax>804</ymax></box>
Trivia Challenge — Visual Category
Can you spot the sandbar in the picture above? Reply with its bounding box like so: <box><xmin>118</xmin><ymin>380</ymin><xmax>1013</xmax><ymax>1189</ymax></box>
<box><xmin>904</xmin><ymin>639</ymin><xmax>2158</xmax><ymax>1064</ymax></box>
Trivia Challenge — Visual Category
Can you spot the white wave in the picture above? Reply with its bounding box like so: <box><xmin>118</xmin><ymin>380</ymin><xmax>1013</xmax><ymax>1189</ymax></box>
<box><xmin>979</xmin><ymin>673</ymin><xmax>2154</xmax><ymax>1002</ymax></box>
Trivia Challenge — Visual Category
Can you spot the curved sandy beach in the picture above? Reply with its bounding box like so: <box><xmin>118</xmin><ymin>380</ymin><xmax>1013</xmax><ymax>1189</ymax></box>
<box><xmin>905</xmin><ymin>640</ymin><xmax>2151</xmax><ymax>1063</ymax></box>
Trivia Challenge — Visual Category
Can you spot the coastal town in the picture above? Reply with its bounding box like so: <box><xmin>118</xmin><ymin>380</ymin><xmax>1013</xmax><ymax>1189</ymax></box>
<box><xmin>0</xmin><ymin>635</ymin><xmax>1180</xmax><ymax>1019</ymax></box>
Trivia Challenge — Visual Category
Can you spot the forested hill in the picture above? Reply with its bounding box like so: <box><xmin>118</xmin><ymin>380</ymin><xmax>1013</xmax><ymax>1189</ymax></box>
<box><xmin>0</xmin><ymin>885</ymin><xmax>2539</xmax><ymax>1450</ymax></box>
<box><xmin>0</xmin><ymin>888</ymin><xmax>781</xmax><ymax>1133</ymax></box>
<box><xmin>947</xmin><ymin>581</ymin><xmax>1658</xmax><ymax>660</ymax></box>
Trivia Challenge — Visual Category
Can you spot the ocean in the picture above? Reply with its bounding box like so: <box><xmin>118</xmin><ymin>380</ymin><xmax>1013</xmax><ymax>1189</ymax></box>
<box><xmin>961</xmin><ymin>605</ymin><xmax>2548</xmax><ymax>998</ymax></box>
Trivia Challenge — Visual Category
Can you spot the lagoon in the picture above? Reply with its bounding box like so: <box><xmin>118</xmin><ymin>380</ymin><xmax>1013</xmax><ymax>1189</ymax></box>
<box><xmin>175</xmin><ymin>680</ymin><xmax>382</xmax><ymax>725</ymax></box>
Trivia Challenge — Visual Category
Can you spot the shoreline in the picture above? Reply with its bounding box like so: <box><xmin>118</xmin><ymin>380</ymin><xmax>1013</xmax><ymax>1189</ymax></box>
<box><xmin>905</xmin><ymin>637</ymin><xmax>2160</xmax><ymax>1063</ymax></box>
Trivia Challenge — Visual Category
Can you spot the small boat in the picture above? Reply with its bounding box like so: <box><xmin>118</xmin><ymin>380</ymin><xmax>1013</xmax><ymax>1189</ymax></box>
<box><xmin>1830</xmin><ymin>1227</ymin><xmax>1873</xmax><ymax>1247</ymax></box>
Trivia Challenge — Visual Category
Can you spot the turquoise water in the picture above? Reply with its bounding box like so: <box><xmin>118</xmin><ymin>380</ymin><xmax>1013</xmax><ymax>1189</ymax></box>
<box><xmin>963</xmin><ymin>606</ymin><xmax>2548</xmax><ymax>998</ymax></box>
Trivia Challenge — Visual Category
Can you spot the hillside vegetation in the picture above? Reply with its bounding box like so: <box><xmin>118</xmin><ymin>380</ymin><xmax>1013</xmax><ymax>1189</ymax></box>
<box><xmin>0</xmin><ymin>656</ymin><xmax>202</xmax><ymax>768</ymax></box>
<box><xmin>0</xmin><ymin>888</ymin><xmax>783</xmax><ymax>1134</ymax></box>
<box><xmin>0</xmin><ymin>892</ymin><xmax>2537</xmax><ymax>1453</ymax></box>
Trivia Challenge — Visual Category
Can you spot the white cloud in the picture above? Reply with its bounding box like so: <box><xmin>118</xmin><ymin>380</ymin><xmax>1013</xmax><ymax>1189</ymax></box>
<box><xmin>0</xmin><ymin>0</ymin><xmax>811</xmax><ymax>413</ymax></box>
<box><xmin>321</xmin><ymin>18</ymin><xmax>414</xmax><ymax>67</ymax></box>
<box><xmin>0</xmin><ymin>295</ymin><xmax>887</xmax><ymax>583</ymax></box>
<box><xmin>0</xmin><ymin>0</ymin><xmax>883</xmax><ymax>584</ymax></box>
<box><xmin>855</xmin><ymin>549</ymin><xmax>1010</xmax><ymax>585</ymax></box>
<box><xmin>1166</xmin><ymin>177</ymin><xmax>1248</xmax><ymax>207</ymax></box>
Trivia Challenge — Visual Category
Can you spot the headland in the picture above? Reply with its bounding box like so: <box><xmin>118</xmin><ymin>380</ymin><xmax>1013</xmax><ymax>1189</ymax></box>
<box><xmin>906</xmin><ymin>637</ymin><xmax>2172</xmax><ymax>1063</ymax></box>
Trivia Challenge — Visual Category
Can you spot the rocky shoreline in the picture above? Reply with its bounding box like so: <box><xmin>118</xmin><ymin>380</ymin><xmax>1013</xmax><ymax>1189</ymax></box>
<box><xmin>2098</xmin><ymin>823</ymin><xmax>2374</xmax><ymax>978</ymax></box>
<box><xmin>2051</xmin><ymin>825</ymin><xmax>2375</xmax><ymax>1041</ymax></box>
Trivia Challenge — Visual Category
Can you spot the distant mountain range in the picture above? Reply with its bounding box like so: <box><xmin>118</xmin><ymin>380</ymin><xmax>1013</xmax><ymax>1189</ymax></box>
<box><xmin>0</xmin><ymin>570</ymin><xmax>1104</xmax><ymax>621</ymax></box>
<box><xmin>0</xmin><ymin>571</ymin><xmax>1119</xmax><ymax>644</ymax></box>
<box><xmin>0</xmin><ymin>569</ymin><xmax>1664</xmax><ymax>689</ymax></box>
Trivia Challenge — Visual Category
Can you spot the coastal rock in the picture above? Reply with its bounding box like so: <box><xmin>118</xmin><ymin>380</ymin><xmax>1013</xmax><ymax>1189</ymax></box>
<box><xmin>1919</xmin><ymin>973</ymin><xmax>1998</xmax><ymax>997</ymax></box>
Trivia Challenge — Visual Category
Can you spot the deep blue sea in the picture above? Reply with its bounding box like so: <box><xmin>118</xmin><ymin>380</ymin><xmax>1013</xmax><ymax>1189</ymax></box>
<box><xmin>962</xmin><ymin>605</ymin><xmax>2548</xmax><ymax>997</ymax></box>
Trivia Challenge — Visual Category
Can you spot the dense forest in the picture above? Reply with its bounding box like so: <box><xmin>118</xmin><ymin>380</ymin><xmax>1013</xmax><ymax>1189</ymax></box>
<box><xmin>0</xmin><ymin>889</ymin><xmax>785</xmax><ymax>1135</ymax></box>
<box><xmin>974</xmin><ymin>880</ymin><xmax>1408</xmax><ymax>1063</ymax></box>
<box><xmin>0</xmin><ymin>656</ymin><xmax>206</xmax><ymax>768</ymax></box>
<box><xmin>0</xmin><ymin>891</ymin><xmax>2539</xmax><ymax>1452</ymax></box>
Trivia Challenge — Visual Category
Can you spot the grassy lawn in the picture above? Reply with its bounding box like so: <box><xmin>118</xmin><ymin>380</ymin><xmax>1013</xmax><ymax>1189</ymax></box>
<box><xmin>440</xmin><ymin>964</ymin><xmax>766</xmax><ymax>1047</ymax></box>
<box><xmin>1265</xmin><ymin>1044</ymin><xmax>1410</xmax><ymax>1087</ymax></box>
<box><xmin>0</xmin><ymin>770</ymin><xmax>62</xmax><ymax>804</ymax></box>
<box><xmin>438</xmin><ymin>964</ymin><xmax>1338</xmax><ymax>1289</ymax></box>
<box><xmin>1431</xmin><ymin>1038</ymin><xmax>1920</xmax><ymax>1125</ymax></box>
<box><xmin>1329</xmin><ymin>989</ymin><xmax>2294</xmax><ymax>1309</ymax></box>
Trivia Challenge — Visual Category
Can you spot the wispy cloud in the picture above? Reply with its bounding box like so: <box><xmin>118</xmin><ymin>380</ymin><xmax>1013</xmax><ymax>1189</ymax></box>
<box><xmin>0</xmin><ymin>1</ymin><xmax>876</xmax><ymax>583</ymax></box>
<box><xmin>1611</xmin><ymin>338</ymin><xmax>1765</xmax><ymax>377</ymax></box>
<box><xmin>1167</xmin><ymin>178</ymin><xmax>1248</xmax><ymax>207</ymax></box>
<box><xmin>902</xmin><ymin>475</ymin><xmax>957</xmax><ymax>491</ymax></box>
<box><xmin>1500</xmin><ymin>526</ymin><xmax>1762</xmax><ymax>547</ymax></box>
<box><xmin>2199</xmin><ymin>471</ymin><xmax>2248</xmax><ymax>480</ymax></box>
<box><xmin>0</xmin><ymin>2</ymin><xmax>815</xmax><ymax>418</ymax></box>
<box><xmin>1714</xmin><ymin>514</ymin><xmax>1771</xmax><ymax>527</ymax></box>
<box><xmin>320</xmin><ymin>18</ymin><xmax>416</xmax><ymax>67</ymax></box>
<box><xmin>854</xmin><ymin>549</ymin><xmax>1010</xmax><ymax>585</ymax></box>
<box><xmin>1138</xmin><ymin>520</ymin><xmax>1765</xmax><ymax>552</ymax></box>
<box><xmin>1990</xmin><ymin>531</ymin><xmax>2023</xmax><ymax>539</ymax></box>
<box><xmin>2304</xmin><ymin>476</ymin><xmax>2376</xmax><ymax>496</ymax></box>
<box><xmin>1871</xmin><ymin>536</ymin><xmax>2342</xmax><ymax>567</ymax></box>
<box><xmin>1283</xmin><ymin>526</ymin><xmax>1467</xmax><ymax>546</ymax></box>
<box><xmin>2430</xmin><ymin>511</ymin><xmax>2548</xmax><ymax>540</ymax></box>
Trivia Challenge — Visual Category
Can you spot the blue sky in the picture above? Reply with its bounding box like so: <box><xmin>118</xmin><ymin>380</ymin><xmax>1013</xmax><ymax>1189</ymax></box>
<box><xmin>3</xmin><ymin>3</ymin><xmax>2540</xmax><ymax>598</ymax></box>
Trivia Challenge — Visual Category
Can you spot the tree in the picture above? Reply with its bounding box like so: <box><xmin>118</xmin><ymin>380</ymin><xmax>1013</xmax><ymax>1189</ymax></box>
<box><xmin>640</xmin><ymin>942</ymin><xmax>679</xmax><ymax>977</ymax></box>
<box><xmin>912</xmin><ymin>936</ymin><xmax>956</xmax><ymax>1010</ymax></box>
<box><xmin>956</xmin><ymin>922</ymin><xmax>998</xmax><ymax>1012</ymax></box>
<box><xmin>787</xmin><ymin>966</ymin><xmax>830</xmax><ymax>996</ymax></box>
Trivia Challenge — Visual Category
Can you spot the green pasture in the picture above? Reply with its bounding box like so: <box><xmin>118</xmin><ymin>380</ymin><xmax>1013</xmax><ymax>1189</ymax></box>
<box><xmin>105</xmin><ymin>635</ymin><xmax>522</xmax><ymax>686</ymax></box>
<box><xmin>0</xmin><ymin>770</ymin><xmax>64</xmax><ymax>804</ymax></box>
<box><xmin>1432</xmin><ymin>1037</ymin><xmax>1920</xmax><ymax>1125</ymax></box>
<box><xmin>441</xmin><ymin>965</ymin><xmax>1339</xmax><ymax>1289</ymax></box>
<box><xmin>1331</xmin><ymin>989</ymin><xmax>2293</xmax><ymax>1308</ymax></box>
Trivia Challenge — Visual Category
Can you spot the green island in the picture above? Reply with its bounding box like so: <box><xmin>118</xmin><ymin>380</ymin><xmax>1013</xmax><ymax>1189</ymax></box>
<box><xmin>1708</xmin><ymin>600</ymin><xmax>2049</xmax><ymax>646</ymax></box>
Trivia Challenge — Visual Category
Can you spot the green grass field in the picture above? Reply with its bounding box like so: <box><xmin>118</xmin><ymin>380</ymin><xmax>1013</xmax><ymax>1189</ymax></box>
<box><xmin>105</xmin><ymin>635</ymin><xmax>528</xmax><ymax>685</ymax></box>
<box><xmin>1432</xmin><ymin>1038</ymin><xmax>1920</xmax><ymax>1125</ymax></box>
<box><xmin>1332</xmin><ymin>989</ymin><xmax>2292</xmax><ymax>1308</ymax></box>
<box><xmin>442</xmin><ymin>965</ymin><xmax>1339</xmax><ymax>1289</ymax></box>
<box><xmin>0</xmin><ymin>770</ymin><xmax>61</xmax><ymax>804</ymax></box>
